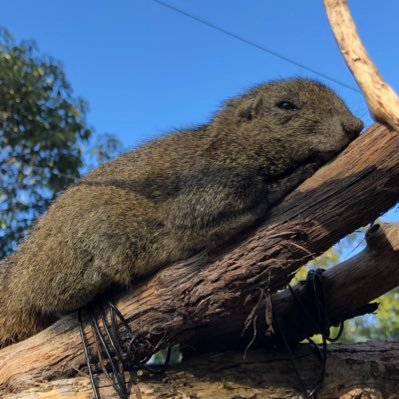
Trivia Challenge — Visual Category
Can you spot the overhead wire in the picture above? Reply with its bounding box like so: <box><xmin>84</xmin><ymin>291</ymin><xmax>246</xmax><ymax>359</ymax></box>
<box><xmin>152</xmin><ymin>0</ymin><xmax>361</xmax><ymax>94</ymax></box>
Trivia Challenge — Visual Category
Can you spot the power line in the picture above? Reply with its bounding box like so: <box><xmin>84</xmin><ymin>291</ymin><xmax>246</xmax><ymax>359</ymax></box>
<box><xmin>152</xmin><ymin>0</ymin><xmax>360</xmax><ymax>93</ymax></box>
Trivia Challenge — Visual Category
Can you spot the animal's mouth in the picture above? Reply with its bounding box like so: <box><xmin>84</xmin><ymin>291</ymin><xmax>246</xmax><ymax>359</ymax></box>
<box><xmin>312</xmin><ymin>132</ymin><xmax>357</xmax><ymax>164</ymax></box>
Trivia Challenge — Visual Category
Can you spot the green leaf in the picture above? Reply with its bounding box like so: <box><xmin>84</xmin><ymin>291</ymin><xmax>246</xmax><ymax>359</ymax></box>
<box><xmin>0</xmin><ymin>27</ymin><xmax>121</xmax><ymax>258</ymax></box>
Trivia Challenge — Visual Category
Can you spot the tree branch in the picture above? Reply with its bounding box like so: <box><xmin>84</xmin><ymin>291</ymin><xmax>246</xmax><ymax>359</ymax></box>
<box><xmin>187</xmin><ymin>221</ymin><xmax>399</xmax><ymax>353</ymax></box>
<box><xmin>324</xmin><ymin>0</ymin><xmax>399</xmax><ymax>131</ymax></box>
<box><xmin>4</xmin><ymin>342</ymin><xmax>399</xmax><ymax>398</ymax></box>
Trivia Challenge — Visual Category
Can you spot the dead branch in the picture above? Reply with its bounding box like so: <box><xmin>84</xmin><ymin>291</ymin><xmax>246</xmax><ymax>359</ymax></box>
<box><xmin>324</xmin><ymin>0</ymin><xmax>399</xmax><ymax>131</ymax></box>
<box><xmin>1</xmin><ymin>123</ymin><xmax>399</xmax><ymax>395</ymax></box>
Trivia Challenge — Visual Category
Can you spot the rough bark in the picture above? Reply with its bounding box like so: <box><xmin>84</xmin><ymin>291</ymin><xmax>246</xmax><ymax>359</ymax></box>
<box><xmin>2</xmin><ymin>123</ymin><xmax>399</xmax><ymax>395</ymax></box>
<box><xmin>4</xmin><ymin>342</ymin><xmax>399</xmax><ymax>398</ymax></box>
<box><xmin>187</xmin><ymin>221</ymin><xmax>399</xmax><ymax>353</ymax></box>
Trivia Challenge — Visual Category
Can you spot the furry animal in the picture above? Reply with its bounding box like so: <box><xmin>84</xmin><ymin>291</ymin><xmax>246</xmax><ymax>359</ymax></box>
<box><xmin>0</xmin><ymin>78</ymin><xmax>363</xmax><ymax>346</ymax></box>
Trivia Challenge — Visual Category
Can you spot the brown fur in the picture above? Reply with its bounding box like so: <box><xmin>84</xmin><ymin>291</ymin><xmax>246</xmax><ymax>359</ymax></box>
<box><xmin>0</xmin><ymin>78</ymin><xmax>363</xmax><ymax>346</ymax></box>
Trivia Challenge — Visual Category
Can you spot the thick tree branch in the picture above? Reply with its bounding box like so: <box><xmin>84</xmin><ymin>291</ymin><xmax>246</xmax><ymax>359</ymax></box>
<box><xmin>4</xmin><ymin>342</ymin><xmax>399</xmax><ymax>398</ymax></box>
<box><xmin>187</xmin><ymin>222</ymin><xmax>399</xmax><ymax>353</ymax></box>
<box><xmin>324</xmin><ymin>0</ymin><xmax>399</xmax><ymax>131</ymax></box>
<box><xmin>1</xmin><ymin>123</ymin><xmax>399</xmax><ymax>395</ymax></box>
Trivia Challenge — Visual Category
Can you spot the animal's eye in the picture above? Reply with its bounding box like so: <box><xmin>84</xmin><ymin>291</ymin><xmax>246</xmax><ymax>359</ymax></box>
<box><xmin>275</xmin><ymin>100</ymin><xmax>298</xmax><ymax>111</ymax></box>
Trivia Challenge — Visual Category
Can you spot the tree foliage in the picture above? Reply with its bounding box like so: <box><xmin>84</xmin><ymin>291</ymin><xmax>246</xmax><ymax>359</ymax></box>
<box><xmin>0</xmin><ymin>28</ymin><xmax>120</xmax><ymax>258</ymax></box>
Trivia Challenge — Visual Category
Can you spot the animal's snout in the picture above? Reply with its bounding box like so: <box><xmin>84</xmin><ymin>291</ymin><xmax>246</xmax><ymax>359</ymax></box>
<box><xmin>341</xmin><ymin>115</ymin><xmax>364</xmax><ymax>139</ymax></box>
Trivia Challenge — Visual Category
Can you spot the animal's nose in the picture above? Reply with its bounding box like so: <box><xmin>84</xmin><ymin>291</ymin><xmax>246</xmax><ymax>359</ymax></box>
<box><xmin>342</xmin><ymin>115</ymin><xmax>364</xmax><ymax>138</ymax></box>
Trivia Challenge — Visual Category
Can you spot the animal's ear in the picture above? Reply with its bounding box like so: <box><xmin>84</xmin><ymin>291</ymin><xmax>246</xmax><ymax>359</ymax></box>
<box><xmin>235</xmin><ymin>94</ymin><xmax>264</xmax><ymax>121</ymax></box>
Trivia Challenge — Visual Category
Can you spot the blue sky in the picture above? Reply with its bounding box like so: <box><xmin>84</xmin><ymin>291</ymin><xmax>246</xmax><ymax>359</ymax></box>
<box><xmin>2</xmin><ymin>0</ymin><xmax>399</xmax><ymax>227</ymax></box>
<box><xmin>3</xmin><ymin>0</ymin><xmax>399</xmax><ymax>146</ymax></box>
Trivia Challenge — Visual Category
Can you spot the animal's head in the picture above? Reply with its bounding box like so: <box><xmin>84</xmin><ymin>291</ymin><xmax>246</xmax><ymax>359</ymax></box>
<box><xmin>215</xmin><ymin>78</ymin><xmax>363</xmax><ymax>166</ymax></box>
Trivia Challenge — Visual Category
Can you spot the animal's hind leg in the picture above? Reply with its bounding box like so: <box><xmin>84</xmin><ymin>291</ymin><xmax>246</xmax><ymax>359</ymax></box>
<box><xmin>0</xmin><ymin>306</ymin><xmax>56</xmax><ymax>348</ymax></box>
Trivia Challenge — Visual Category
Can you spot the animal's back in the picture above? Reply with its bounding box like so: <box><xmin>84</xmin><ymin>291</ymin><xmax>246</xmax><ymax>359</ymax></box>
<box><xmin>2</xmin><ymin>129</ymin><xmax>206</xmax><ymax>315</ymax></box>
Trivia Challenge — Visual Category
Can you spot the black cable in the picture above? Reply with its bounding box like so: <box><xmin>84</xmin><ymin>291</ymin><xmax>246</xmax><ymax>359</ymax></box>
<box><xmin>106</xmin><ymin>300</ymin><xmax>149</xmax><ymax>366</ymax></box>
<box><xmin>306</xmin><ymin>336</ymin><xmax>327</xmax><ymax>399</ymax></box>
<box><xmin>101</xmin><ymin>304</ymin><xmax>129</xmax><ymax>370</ymax></box>
<box><xmin>105</xmin><ymin>300</ymin><xmax>172</xmax><ymax>372</ymax></box>
<box><xmin>274</xmin><ymin>315</ymin><xmax>308</xmax><ymax>397</ymax></box>
<box><xmin>80</xmin><ymin>299</ymin><xmax>173</xmax><ymax>399</ymax></box>
<box><xmin>89</xmin><ymin>307</ymin><xmax>130</xmax><ymax>399</ymax></box>
<box><xmin>278</xmin><ymin>269</ymin><xmax>344</xmax><ymax>399</ymax></box>
<box><xmin>78</xmin><ymin>309</ymin><xmax>101</xmax><ymax>399</ymax></box>
<box><xmin>327</xmin><ymin>322</ymin><xmax>344</xmax><ymax>343</ymax></box>
<box><xmin>152</xmin><ymin>0</ymin><xmax>360</xmax><ymax>93</ymax></box>
<box><xmin>288</xmin><ymin>284</ymin><xmax>320</xmax><ymax>331</ymax></box>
